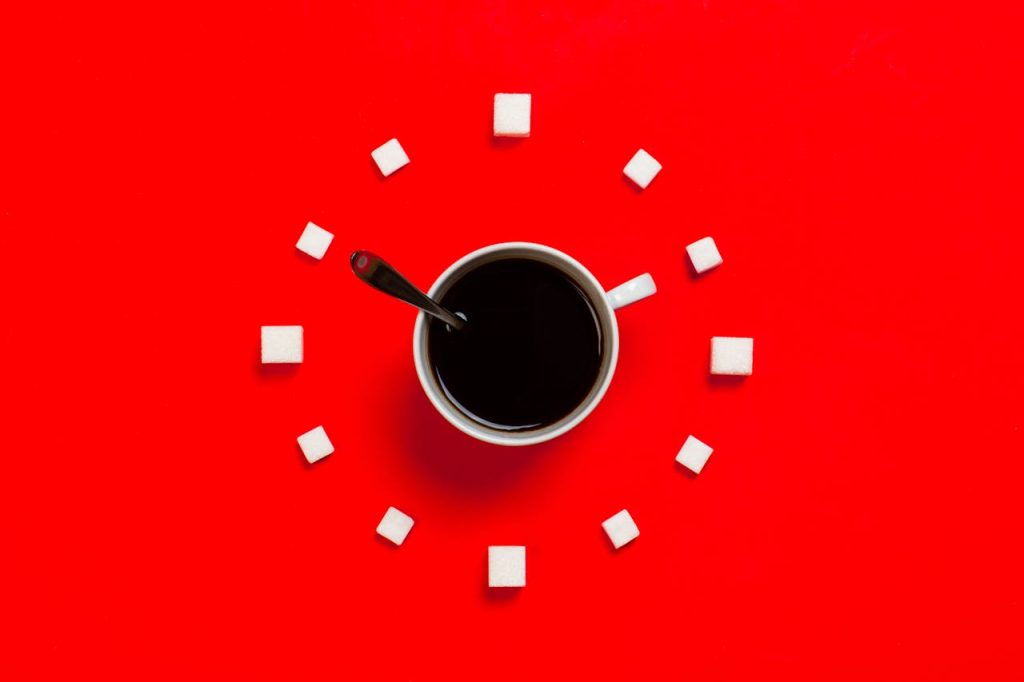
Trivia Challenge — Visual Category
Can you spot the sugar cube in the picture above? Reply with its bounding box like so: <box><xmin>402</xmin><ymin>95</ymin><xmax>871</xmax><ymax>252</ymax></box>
<box><xmin>261</xmin><ymin>325</ymin><xmax>303</xmax><ymax>364</ymax></box>
<box><xmin>488</xmin><ymin>546</ymin><xmax>526</xmax><ymax>587</ymax></box>
<box><xmin>295</xmin><ymin>221</ymin><xmax>335</xmax><ymax>260</ymax></box>
<box><xmin>710</xmin><ymin>336</ymin><xmax>754</xmax><ymax>376</ymax></box>
<box><xmin>686</xmin><ymin>237</ymin><xmax>723</xmax><ymax>274</ymax></box>
<box><xmin>623</xmin><ymin>148</ymin><xmax>662</xmax><ymax>189</ymax></box>
<box><xmin>297</xmin><ymin>425</ymin><xmax>334</xmax><ymax>464</ymax></box>
<box><xmin>602</xmin><ymin>509</ymin><xmax>639</xmax><ymax>550</ymax></box>
<box><xmin>493</xmin><ymin>93</ymin><xmax>531</xmax><ymax>137</ymax></box>
<box><xmin>676</xmin><ymin>435</ymin><xmax>714</xmax><ymax>474</ymax></box>
<box><xmin>376</xmin><ymin>506</ymin><xmax>415</xmax><ymax>546</ymax></box>
<box><xmin>371</xmin><ymin>138</ymin><xmax>410</xmax><ymax>177</ymax></box>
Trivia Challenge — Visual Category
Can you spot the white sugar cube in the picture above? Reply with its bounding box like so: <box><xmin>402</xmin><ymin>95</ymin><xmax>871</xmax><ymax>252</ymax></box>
<box><xmin>686</xmin><ymin>237</ymin><xmax>723</xmax><ymax>274</ymax></box>
<box><xmin>376</xmin><ymin>506</ymin><xmax>415</xmax><ymax>546</ymax></box>
<box><xmin>297</xmin><ymin>425</ymin><xmax>334</xmax><ymax>464</ymax></box>
<box><xmin>488</xmin><ymin>546</ymin><xmax>526</xmax><ymax>587</ymax></box>
<box><xmin>676</xmin><ymin>435</ymin><xmax>714</xmax><ymax>474</ymax></box>
<box><xmin>711</xmin><ymin>336</ymin><xmax>754</xmax><ymax>376</ymax></box>
<box><xmin>623</xmin><ymin>148</ymin><xmax>662</xmax><ymax>189</ymax></box>
<box><xmin>261</xmin><ymin>325</ymin><xmax>303</xmax><ymax>364</ymax></box>
<box><xmin>295</xmin><ymin>221</ymin><xmax>334</xmax><ymax>260</ymax></box>
<box><xmin>493</xmin><ymin>93</ymin><xmax>531</xmax><ymax>137</ymax></box>
<box><xmin>371</xmin><ymin>138</ymin><xmax>410</xmax><ymax>177</ymax></box>
<box><xmin>602</xmin><ymin>509</ymin><xmax>639</xmax><ymax>550</ymax></box>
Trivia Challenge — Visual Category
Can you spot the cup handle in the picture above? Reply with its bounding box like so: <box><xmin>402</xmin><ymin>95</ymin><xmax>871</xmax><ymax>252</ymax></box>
<box><xmin>606</xmin><ymin>273</ymin><xmax>657</xmax><ymax>310</ymax></box>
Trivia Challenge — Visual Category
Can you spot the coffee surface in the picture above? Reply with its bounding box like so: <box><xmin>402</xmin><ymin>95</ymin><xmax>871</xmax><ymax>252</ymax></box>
<box><xmin>428</xmin><ymin>258</ymin><xmax>603</xmax><ymax>431</ymax></box>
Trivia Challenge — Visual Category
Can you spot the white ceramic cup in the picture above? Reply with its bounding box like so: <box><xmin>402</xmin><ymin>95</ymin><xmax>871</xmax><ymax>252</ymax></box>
<box><xmin>413</xmin><ymin>242</ymin><xmax>656</xmax><ymax>446</ymax></box>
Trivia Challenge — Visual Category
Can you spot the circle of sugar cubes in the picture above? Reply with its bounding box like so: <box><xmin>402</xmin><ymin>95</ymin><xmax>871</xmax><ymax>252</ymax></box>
<box><xmin>370</xmin><ymin>138</ymin><xmax>410</xmax><ymax>177</ymax></box>
<box><xmin>685</xmin><ymin>236</ymin><xmax>723</xmax><ymax>274</ymax></box>
<box><xmin>493</xmin><ymin>93</ymin><xmax>531</xmax><ymax>137</ymax></box>
<box><xmin>623</xmin><ymin>148</ymin><xmax>662</xmax><ymax>189</ymax></box>
<box><xmin>295</xmin><ymin>221</ymin><xmax>335</xmax><ymax>260</ymax></box>
<box><xmin>676</xmin><ymin>435</ymin><xmax>714</xmax><ymax>474</ymax></box>
<box><xmin>261</xmin><ymin>325</ymin><xmax>303</xmax><ymax>364</ymax></box>
<box><xmin>376</xmin><ymin>506</ymin><xmax>415</xmax><ymax>546</ymax></box>
<box><xmin>602</xmin><ymin>509</ymin><xmax>640</xmax><ymax>550</ymax></box>
<box><xmin>710</xmin><ymin>336</ymin><xmax>754</xmax><ymax>376</ymax></box>
<box><xmin>488</xmin><ymin>546</ymin><xmax>526</xmax><ymax>588</ymax></box>
<box><xmin>297</xmin><ymin>424</ymin><xmax>334</xmax><ymax>464</ymax></box>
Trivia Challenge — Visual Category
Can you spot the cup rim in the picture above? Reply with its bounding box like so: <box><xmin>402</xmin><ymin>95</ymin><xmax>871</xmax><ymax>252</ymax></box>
<box><xmin>412</xmin><ymin>242</ymin><xmax>620</xmax><ymax>446</ymax></box>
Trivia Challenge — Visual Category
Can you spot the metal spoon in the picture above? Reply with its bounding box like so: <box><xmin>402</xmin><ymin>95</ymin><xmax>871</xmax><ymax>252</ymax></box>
<box><xmin>350</xmin><ymin>250</ymin><xmax>466</xmax><ymax>331</ymax></box>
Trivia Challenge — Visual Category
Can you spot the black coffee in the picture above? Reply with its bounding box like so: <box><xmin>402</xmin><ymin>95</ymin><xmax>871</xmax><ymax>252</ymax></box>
<box><xmin>428</xmin><ymin>258</ymin><xmax>603</xmax><ymax>431</ymax></box>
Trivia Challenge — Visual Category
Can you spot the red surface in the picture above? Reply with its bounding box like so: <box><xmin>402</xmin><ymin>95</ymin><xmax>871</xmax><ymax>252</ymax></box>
<box><xmin>2</xmin><ymin>1</ymin><xmax>1023</xmax><ymax>679</ymax></box>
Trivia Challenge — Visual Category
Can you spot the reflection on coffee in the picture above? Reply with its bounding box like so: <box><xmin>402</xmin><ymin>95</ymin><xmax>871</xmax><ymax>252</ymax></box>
<box><xmin>428</xmin><ymin>258</ymin><xmax>603</xmax><ymax>431</ymax></box>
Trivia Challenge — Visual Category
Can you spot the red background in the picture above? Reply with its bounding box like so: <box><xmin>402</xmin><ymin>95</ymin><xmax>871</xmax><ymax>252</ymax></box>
<box><xmin>2</xmin><ymin>1</ymin><xmax>1023</xmax><ymax>679</ymax></box>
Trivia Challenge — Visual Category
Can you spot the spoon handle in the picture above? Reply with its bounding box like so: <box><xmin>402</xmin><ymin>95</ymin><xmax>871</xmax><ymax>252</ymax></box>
<box><xmin>350</xmin><ymin>250</ymin><xmax>466</xmax><ymax>330</ymax></box>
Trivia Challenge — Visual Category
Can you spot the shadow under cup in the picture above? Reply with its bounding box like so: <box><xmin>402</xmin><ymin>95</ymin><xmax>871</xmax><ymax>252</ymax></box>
<box><xmin>413</xmin><ymin>244</ymin><xmax>620</xmax><ymax>447</ymax></box>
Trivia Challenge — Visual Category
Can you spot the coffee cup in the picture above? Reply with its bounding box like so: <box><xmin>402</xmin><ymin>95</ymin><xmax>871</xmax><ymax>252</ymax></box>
<box><xmin>413</xmin><ymin>242</ymin><xmax>655</xmax><ymax>446</ymax></box>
